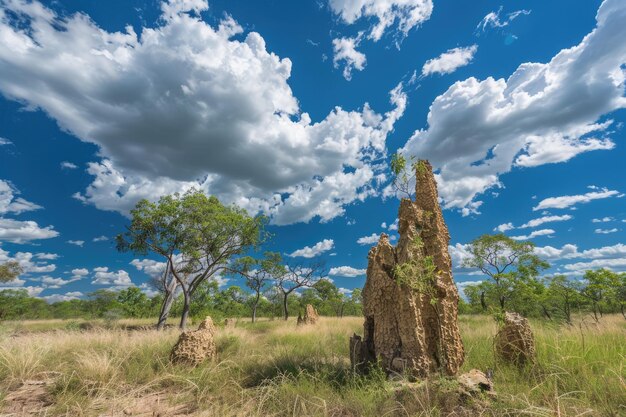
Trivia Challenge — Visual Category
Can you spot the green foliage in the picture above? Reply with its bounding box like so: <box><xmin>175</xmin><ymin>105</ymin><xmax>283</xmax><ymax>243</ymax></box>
<box><xmin>389</xmin><ymin>152</ymin><xmax>422</xmax><ymax>198</ymax></box>
<box><xmin>463</xmin><ymin>233</ymin><xmax>549</xmax><ymax>312</ymax></box>
<box><xmin>393</xmin><ymin>236</ymin><xmax>437</xmax><ymax>303</ymax></box>
<box><xmin>117</xmin><ymin>189</ymin><xmax>267</xmax><ymax>328</ymax></box>
<box><xmin>0</xmin><ymin>261</ymin><xmax>22</xmax><ymax>283</ymax></box>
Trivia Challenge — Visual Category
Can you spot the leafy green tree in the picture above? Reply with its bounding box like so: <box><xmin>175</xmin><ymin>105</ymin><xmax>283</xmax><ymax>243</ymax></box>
<box><xmin>117</xmin><ymin>287</ymin><xmax>150</xmax><ymax>318</ymax></box>
<box><xmin>546</xmin><ymin>275</ymin><xmax>582</xmax><ymax>324</ymax></box>
<box><xmin>233</xmin><ymin>252</ymin><xmax>285</xmax><ymax>322</ymax></box>
<box><xmin>313</xmin><ymin>279</ymin><xmax>345</xmax><ymax>317</ymax></box>
<box><xmin>581</xmin><ymin>269</ymin><xmax>620</xmax><ymax>322</ymax></box>
<box><xmin>117</xmin><ymin>189</ymin><xmax>266</xmax><ymax>329</ymax></box>
<box><xmin>0</xmin><ymin>261</ymin><xmax>22</xmax><ymax>283</ymax></box>
<box><xmin>275</xmin><ymin>260</ymin><xmax>326</xmax><ymax>320</ymax></box>
<box><xmin>88</xmin><ymin>289</ymin><xmax>122</xmax><ymax>318</ymax></box>
<box><xmin>617</xmin><ymin>273</ymin><xmax>626</xmax><ymax>319</ymax></box>
<box><xmin>463</xmin><ymin>234</ymin><xmax>549</xmax><ymax>312</ymax></box>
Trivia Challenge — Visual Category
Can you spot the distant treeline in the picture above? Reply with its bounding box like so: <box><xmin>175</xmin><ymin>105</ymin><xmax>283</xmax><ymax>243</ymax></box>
<box><xmin>2</xmin><ymin>268</ymin><xmax>624</xmax><ymax>325</ymax></box>
<box><xmin>0</xmin><ymin>278</ymin><xmax>363</xmax><ymax>322</ymax></box>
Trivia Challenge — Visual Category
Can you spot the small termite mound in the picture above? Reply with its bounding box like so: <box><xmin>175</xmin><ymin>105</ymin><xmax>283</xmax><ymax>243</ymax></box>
<box><xmin>350</xmin><ymin>160</ymin><xmax>465</xmax><ymax>378</ymax></box>
<box><xmin>495</xmin><ymin>312</ymin><xmax>536</xmax><ymax>366</ymax></box>
<box><xmin>170</xmin><ymin>316</ymin><xmax>217</xmax><ymax>366</ymax></box>
<box><xmin>297</xmin><ymin>304</ymin><xmax>319</xmax><ymax>326</ymax></box>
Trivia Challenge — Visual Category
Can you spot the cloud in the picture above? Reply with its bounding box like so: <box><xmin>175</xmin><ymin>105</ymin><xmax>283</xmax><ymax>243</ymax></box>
<box><xmin>60</xmin><ymin>161</ymin><xmax>78</xmax><ymax>170</ymax></box>
<box><xmin>0</xmin><ymin>180</ymin><xmax>42</xmax><ymax>215</ymax></box>
<box><xmin>388</xmin><ymin>219</ymin><xmax>398</xmax><ymax>231</ymax></box>
<box><xmin>92</xmin><ymin>267</ymin><xmax>133</xmax><ymax>287</ymax></box>
<box><xmin>494</xmin><ymin>222</ymin><xmax>514</xmax><ymax>232</ymax></box>
<box><xmin>332</xmin><ymin>35</ymin><xmax>367</xmax><ymax>80</ymax></box>
<box><xmin>563</xmin><ymin>258</ymin><xmax>626</xmax><ymax>275</ymax></box>
<box><xmin>92</xmin><ymin>235</ymin><xmax>108</xmax><ymax>242</ymax></box>
<box><xmin>0</xmin><ymin>0</ymin><xmax>407</xmax><ymax>226</ymax></box>
<box><xmin>0</xmin><ymin>219</ymin><xmax>59</xmax><ymax>243</ymax></box>
<box><xmin>0</xmin><ymin>180</ymin><xmax>57</xmax><ymax>243</ymax></box>
<box><xmin>421</xmin><ymin>45</ymin><xmax>477</xmax><ymax>76</ymax></box>
<box><xmin>510</xmin><ymin>228</ymin><xmax>555</xmax><ymax>241</ymax></box>
<box><xmin>519</xmin><ymin>214</ymin><xmax>573</xmax><ymax>229</ymax></box>
<box><xmin>35</xmin><ymin>253</ymin><xmax>58</xmax><ymax>260</ymax></box>
<box><xmin>476</xmin><ymin>7</ymin><xmax>531</xmax><ymax>33</ymax></box>
<box><xmin>71</xmin><ymin>268</ymin><xmax>89</xmax><ymax>279</ymax></box>
<box><xmin>594</xmin><ymin>228</ymin><xmax>618</xmax><ymax>234</ymax></box>
<box><xmin>39</xmin><ymin>275</ymin><xmax>81</xmax><ymax>289</ymax></box>
<box><xmin>534</xmin><ymin>242</ymin><xmax>626</xmax><ymax>261</ymax></box>
<box><xmin>67</xmin><ymin>240</ymin><xmax>85</xmax><ymax>247</ymax></box>
<box><xmin>0</xmin><ymin>248</ymin><xmax>56</xmax><ymax>273</ymax></box>
<box><xmin>592</xmin><ymin>217</ymin><xmax>614</xmax><ymax>223</ymax></box>
<box><xmin>329</xmin><ymin>266</ymin><xmax>366</xmax><ymax>277</ymax></box>
<box><xmin>131</xmin><ymin>258</ymin><xmax>167</xmax><ymax>278</ymax></box>
<box><xmin>534</xmin><ymin>188</ymin><xmax>621</xmax><ymax>211</ymax></box>
<box><xmin>357</xmin><ymin>232</ymin><xmax>380</xmax><ymax>245</ymax></box>
<box><xmin>402</xmin><ymin>0</ymin><xmax>626</xmax><ymax>215</ymax></box>
<box><xmin>42</xmin><ymin>291</ymin><xmax>83</xmax><ymax>303</ymax></box>
<box><xmin>328</xmin><ymin>0</ymin><xmax>433</xmax><ymax>42</ymax></box>
<box><xmin>0</xmin><ymin>137</ymin><xmax>12</xmax><ymax>145</ymax></box>
<box><xmin>287</xmin><ymin>239</ymin><xmax>334</xmax><ymax>258</ymax></box>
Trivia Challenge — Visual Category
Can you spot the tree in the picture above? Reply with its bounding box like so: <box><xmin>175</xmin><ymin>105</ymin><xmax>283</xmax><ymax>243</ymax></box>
<box><xmin>0</xmin><ymin>261</ymin><xmax>22</xmax><ymax>283</ymax></box>
<box><xmin>117</xmin><ymin>190</ymin><xmax>266</xmax><ymax>330</ymax></box>
<box><xmin>313</xmin><ymin>279</ymin><xmax>345</xmax><ymax>317</ymax></box>
<box><xmin>580</xmin><ymin>269</ymin><xmax>619</xmax><ymax>322</ymax></box>
<box><xmin>275</xmin><ymin>260</ymin><xmax>326</xmax><ymax>320</ymax></box>
<box><xmin>546</xmin><ymin>275</ymin><xmax>582</xmax><ymax>324</ymax></box>
<box><xmin>117</xmin><ymin>287</ymin><xmax>150</xmax><ymax>318</ymax></box>
<box><xmin>233</xmin><ymin>252</ymin><xmax>285</xmax><ymax>322</ymax></box>
<box><xmin>390</xmin><ymin>152</ymin><xmax>420</xmax><ymax>198</ymax></box>
<box><xmin>463</xmin><ymin>234</ymin><xmax>549</xmax><ymax>311</ymax></box>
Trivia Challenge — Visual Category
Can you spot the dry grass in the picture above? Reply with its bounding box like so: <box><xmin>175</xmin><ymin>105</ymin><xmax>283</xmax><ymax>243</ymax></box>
<box><xmin>0</xmin><ymin>315</ymin><xmax>624</xmax><ymax>416</ymax></box>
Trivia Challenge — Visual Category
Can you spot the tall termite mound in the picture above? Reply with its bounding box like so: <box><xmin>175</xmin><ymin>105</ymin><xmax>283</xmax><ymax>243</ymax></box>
<box><xmin>350</xmin><ymin>160</ymin><xmax>464</xmax><ymax>378</ymax></box>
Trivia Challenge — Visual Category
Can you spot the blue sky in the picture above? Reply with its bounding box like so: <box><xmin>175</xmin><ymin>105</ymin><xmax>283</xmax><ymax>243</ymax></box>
<box><xmin>0</xmin><ymin>0</ymin><xmax>625</xmax><ymax>303</ymax></box>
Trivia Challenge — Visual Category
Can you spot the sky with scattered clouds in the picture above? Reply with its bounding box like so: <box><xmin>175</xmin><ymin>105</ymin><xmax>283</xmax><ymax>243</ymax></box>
<box><xmin>0</xmin><ymin>0</ymin><xmax>625</xmax><ymax>302</ymax></box>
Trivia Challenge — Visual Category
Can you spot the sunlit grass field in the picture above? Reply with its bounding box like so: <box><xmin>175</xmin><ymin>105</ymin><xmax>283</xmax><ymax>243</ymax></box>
<box><xmin>0</xmin><ymin>315</ymin><xmax>624</xmax><ymax>416</ymax></box>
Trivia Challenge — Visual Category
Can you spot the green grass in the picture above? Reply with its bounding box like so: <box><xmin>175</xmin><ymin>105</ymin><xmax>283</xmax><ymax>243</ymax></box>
<box><xmin>0</xmin><ymin>315</ymin><xmax>624</xmax><ymax>416</ymax></box>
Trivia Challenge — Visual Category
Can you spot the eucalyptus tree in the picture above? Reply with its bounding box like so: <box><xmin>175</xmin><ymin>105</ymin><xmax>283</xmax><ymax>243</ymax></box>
<box><xmin>275</xmin><ymin>260</ymin><xmax>326</xmax><ymax>320</ymax></box>
<box><xmin>546</xmin><ymin>275</ymin><xmax>582</xmax><ymax>324</ymax></box>
<box><xmin>463</xmin><ymin>234</ymin><xmax>549</xmax><ymax>311</ymax></box>
<box><xmin>117</xmin><ymin>189</ymin><xmax>266</xmax><ymax>330</ymax></box>
<box><xmin>233</xmin><ymin>252</ymin><xmax>285</xmax><ymax>323</ymax></box>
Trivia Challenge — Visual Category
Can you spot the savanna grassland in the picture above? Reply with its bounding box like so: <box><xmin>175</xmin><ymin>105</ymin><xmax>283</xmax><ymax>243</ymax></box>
<box><xmin>0</xmin><ymin>315</ymin><xmax>624</xmax><ymax>416</ymax></box>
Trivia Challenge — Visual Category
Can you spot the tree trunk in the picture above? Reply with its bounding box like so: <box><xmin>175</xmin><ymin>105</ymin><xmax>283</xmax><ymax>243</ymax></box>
<box><xmin>252</xmin><ymin>293</ymin><xmax>260</xmax><ymax>323</ymax></box>
<box><xmin>480</xmin><ymin>291</ymin><xmax>487</xmax><ymax>311</ymax></box>
<box><xmin>541</xmin><ymin>305</ymin><xmax>552</xmax><ymax>320</ymax></box>
<box><xmin>499</xmin><ymin>295</ymin><xmax>505</xmax><ymax>311</ymax></box>
<box><xmin>157</xmin><ymin>290</ymin><xmax>175</xmax><ymax>330</ymax></box>
<box><xmin>179</xmin><ymin>290</ymin><xmax>191</xmax><ymax>330</ymax></box>
<box><xmin>282</xmin><ymin>293</ymin><xmax>289</xmax><ymax>320</ymax></box>
<box><xmin>621</xmin><ymin>304</ymin><xmax>625</xmax><ymax>320</ymax></box>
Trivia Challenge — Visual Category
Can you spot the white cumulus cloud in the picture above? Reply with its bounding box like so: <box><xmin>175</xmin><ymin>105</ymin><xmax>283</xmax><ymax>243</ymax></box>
<box><xmin>402</xmin><ymin>0</ymin><xmax>626</xmax><ymax>215</ymax></box>
<box><xmin>0</xmin><ymin>0</ymin><xmax>407</xmax><ymax>226</ymax></box>
<box><xmin>332</xmin><ymin>35</ymin><xmax>367</xmax><ymax>80</ymax></box>
<box><xmin>328</xmin><ymin>0</ymin><xmax>433</xmax><ymax>42</ymax></box>
<box><xmin>421</xmin><ymin>45</ymin><xmax>477</xmax><ymax>76</ymax></box>
<box><xmin>534</xmin><ymin>188</ymin><xmax>621</xmax><ymax>211</ymax></box>
<box><xmin>329</xmin><ymin>266</ymin><xmax>366</xmax><ymax>277</ymax></box>
<box><xmin>287</xmin><ymin>239</ymin><xmax>335</xmax><ymax>258</ymax></box>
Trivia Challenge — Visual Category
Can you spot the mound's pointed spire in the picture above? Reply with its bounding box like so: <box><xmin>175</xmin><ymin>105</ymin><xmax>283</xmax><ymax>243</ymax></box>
<box><xmin>351</xmin><ymin>160</ymin><xmax>464</xmax><ymax>378</ymax></box>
